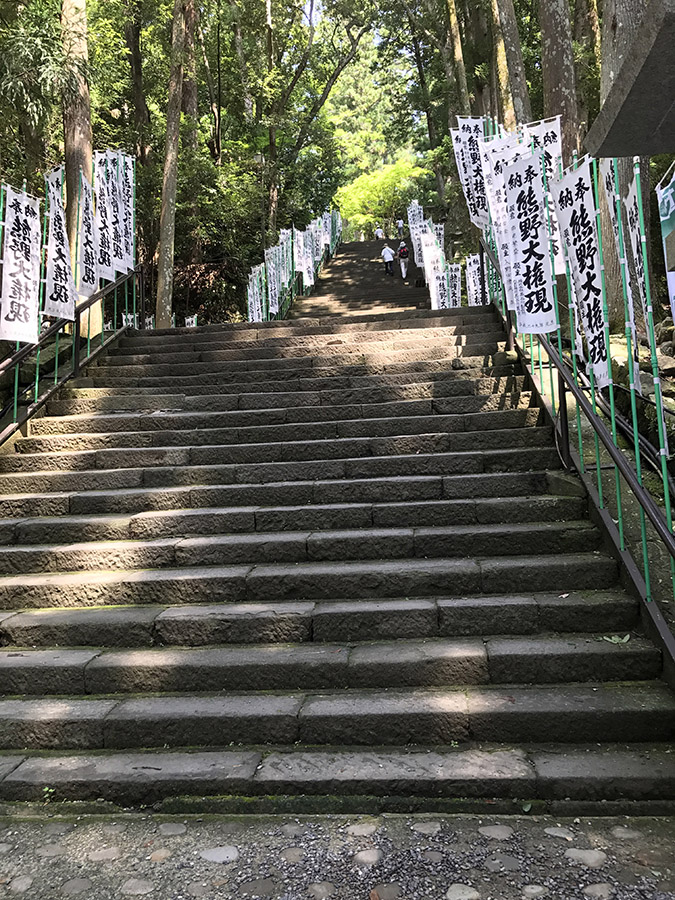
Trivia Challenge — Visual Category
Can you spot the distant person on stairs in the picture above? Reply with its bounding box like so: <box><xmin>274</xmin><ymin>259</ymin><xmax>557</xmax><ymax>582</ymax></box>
<box><xmin>396</xmin><ymin>218</ymin><xmax>404</xmax><ymax>238</ymax></box>
<box><xmin>397</xmin><ymin>241</ymin><xmax>409</xmax><ymax>279</ymax></box>
<box><xmin>374</xmin><ymin>225</ymin><xmax>385</xmax><ymax>239</ymax></box>
<box><xmin>381</xmin><ymin>243</ymin><xmax>395</xmax><ymax>276</ymax></box>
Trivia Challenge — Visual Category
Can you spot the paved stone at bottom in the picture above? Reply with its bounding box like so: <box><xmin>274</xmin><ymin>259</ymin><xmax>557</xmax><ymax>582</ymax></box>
<box><xmin>0</xmin><ymin>813</ymin><xmax>672</xmax><ymax>898</ymax></box>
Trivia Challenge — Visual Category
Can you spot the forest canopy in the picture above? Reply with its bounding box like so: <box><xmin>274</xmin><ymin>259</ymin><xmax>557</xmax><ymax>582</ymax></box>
<box><xmin>0</xmin><ymin>0</ymin><xmax>671</xmax><ymax>324</ymax></box>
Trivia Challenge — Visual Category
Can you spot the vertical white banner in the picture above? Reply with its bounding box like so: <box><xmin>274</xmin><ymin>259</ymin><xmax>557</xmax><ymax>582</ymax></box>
<box><xmin>448</xmin><ymin>264</ymin><xmax>462</xmax><ymax>308</ymax></box>
<box><xmin>522</xmin><ymin>117</ymin><xmax>566</xmax><ymax>276</ymax></box>
<box><xmin>0</xmin><ymin>186</ymin><xmax>41</xmax><ymax>343</ymax></box>
<box><xmin>106</xmin><ymin>150</ymin><xmax>126</xmax><ymax>274</ymax></box>
<box><xmin>120</xmin><ymin>152</ymin><xmax>135</xmax><ymax>271</ymax></box>
<box><xmin>503</xmin><ymin>153</ymin><xmax>558</xmax><ymax>335</ymax></box>
<box><xmin>456</xmin><ymin>117</ymin><xmax>489</xmax><ymax>228</ymax></box>
<box><xmin>93</xmin><ymin>152</ymin><xmax>115</xmax><ymax>282</ymax></box>
<box><xmin>76</xmin><ymin>173</ymin><xmax>100</xmax><ymax>297</ymax></box>
<box><xmin>465</xmin><ymin>255</ymin><xmax>484</xmax><ymax>306</ymax></box>
<box><xmin>656</xmin><ymin>170</ymin><xmax>675</xmax><ymax>325</ymax></box>
<box><xmin>44</xmin><ymin>167</ymin><xmax>76</xmax><ymax>320</ymax></box>
<box><xmin>551</xmin><ymin>157</ymin><xmax>609</xmax><ymax>387</ymax></box>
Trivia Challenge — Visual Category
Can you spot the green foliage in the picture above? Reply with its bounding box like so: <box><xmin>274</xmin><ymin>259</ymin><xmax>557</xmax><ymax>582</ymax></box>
<box><xmin>335</xmin><ymin>155</ymin><xmax>430</xmax><ymax>239</ymax></box>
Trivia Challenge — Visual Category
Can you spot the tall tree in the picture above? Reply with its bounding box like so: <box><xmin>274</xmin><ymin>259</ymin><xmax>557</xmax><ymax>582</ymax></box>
<box><xmin>540</xmin><ymin>0</ymin><xmax>579</xmax><ymax>163</ymax></box>
<box><xmin>495</xmin><ymin>0</ymin><xmax>532</xmax><ymax>124</ymax></box>
<box><xmin>182</xmin><ymin>0</ymin><xmax>199</xmax><ymax>150</ymax></box>
<box><xmin>155</xmin><ymin>0</ymin><xmax>185</xmax><ymax>328</ymax></box>
<box><xmin>489</xmin><ymin>0</ymin><xmax>516</xmax><ymax>129</ymax></box>
<box><xmin>446</xmin><ymin>0</ymin><xmax>470</xmax><ymax>115</ymax></box>
<box><xmin>124</xmin><ymin>0</ymin><xmax>151</xmax><ymax>165</ymax></box>
<box><xmin>61</xmin><ymin>0</ymin><xmax>93</xmax><ymax>259</ymax></box>
<box><xmin>573</xmin><ymin>0</ymin><xmax>601</xmax><ymax>141</ymax></box>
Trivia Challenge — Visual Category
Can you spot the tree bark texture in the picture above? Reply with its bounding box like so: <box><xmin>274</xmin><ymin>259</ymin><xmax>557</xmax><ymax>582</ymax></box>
<box><xmin>198</xmin><ymin>22</ymin><xmax>221</xmax><ymax>163</ymax></box>
<box><xmin>495</xmin><ymin>0</ymin><xmax>532</xmax><ymax>124</ymax></box>
<box><xmin>446</xmin><ymin>0</ymin><xmax>471</xmax><ymax>115</ymax></box>
<box><xmin>124</xmin><ymin>0</ymin><xmax>151</xmax><ymax>165</ymax></box>
<box><xmin>61</xmin><ymin>0</ymin><xmax>93</xmax><ymax>261</ymax></box>
<box><xmin>408</xmin><ymin>15</ymin><xmax>446</xmax><ymax>204</ymax></box>
<box><xmin>489</xmin><ymin>0</ymin><xmax>516</xmax><ymax>130</ymax></box>
<box><xmin>601</xmin><ymin>0</ymin><xmax>647</xmax><ymax>330</ymax></box>
<box><xmin>155</xmin><ymin>0</ymin><xmax>185</xmax><ymax>329</ymax></box>
<box><xmin>539</xmin><ymin>0</ymin><xmax>580</xmax><ymax>164</ymax></box>
<box><xmin>573</xmin><ymin>0</ymin><xmax>601</xmax><ymax>140</ymax></box>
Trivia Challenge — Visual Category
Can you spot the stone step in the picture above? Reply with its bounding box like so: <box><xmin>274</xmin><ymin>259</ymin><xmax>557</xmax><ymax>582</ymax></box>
<box><xmin>1</xmin><ymin>743</ymin><xmax>674</xmax><ymax>805</ymax></box>
<box><xmin>0</xmin><ymin>494</ymin><xmax>586</xmax><ymax>545</ymax></box>
<box><xmin>0</xmin><ymin>451</ymin><xmax>562</xmax><ymax>519</ymax></box>
<box><xmin>84</xmin><ymin>361</ymin><xmax>521</xmax><ymax>390</ymax></box>
<box><xmin>0</xmin><ymin>681</ymin><xmax>669</xmax><ymax>750</ymax></box>
<box><xmin>12</xmin><ymin>422</ymin><xmax>553</xmax><ymax>461</ymax></box>
<box><xmin>115</xmin><ymin>320</ymin><xmax>503</xmax><ymax>353</ymax></box>
<box><xmin>0</xmin><ymin>521</ymin><xmax>600</xmax><ymax>575</ymax></box>
<box><xmin>0</xmin><ymin>633</ymin><xmax>659</xmax><ymax>696</ymax></box>
<box><xmin>45</xmin><ymin>388</ymin><xmax>533</xmax><ymax>419</ymax></box>
<box><xmin>72</xmin><ymin>371</ymin><xmax>525</xmax><ymax>397</ymax></box>
<box><xmin>30</xmin><ymin>400</ymin><xmax>540</xmax><ymax>438</ymax></box>
<box><xmin>89</xmin><ymin>343</ymin><xmax>507</xmax><ymax>380</ymax></box>
<box><xmin>0</xmin><ymin>590</ymin><xmax>638</xmax><ymax>647</ymax></box>
<box><xmin>0</xmin><ymin>552</ymin><xmax>618</xmax><ymax>609</ymax></box>
<box><xmin>103</xmin><ymin>331</ymin><xmax>509</xmax><ymax>366</ymax></box>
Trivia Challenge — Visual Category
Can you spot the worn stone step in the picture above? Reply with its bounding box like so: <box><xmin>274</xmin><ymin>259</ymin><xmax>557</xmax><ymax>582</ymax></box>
<box><xmin>46</xmin><ymin>388</ymin><xmax>533</xmax><ymax>419</ymax></box>
<box><xmin>0</xmin><ymin>521</ymin><xmax>600</xmax><ymax>575</ymax></box>
<box><xmin>31</xmin><ymin>400</ymin><xmax>539</xmax><ymax>439</ymax></box>
<box><xmin>0</xmin><ymin>590</ymin><xmax>637</xmax><ymax>648</ymax></box>
<box><xmin>3</xmin><ymin>743</ymin><xmax>675</xmax><ymax>805</ymax></box>
<box><xmin>85</xmin><ymin>362</ymin><xmax>521</xmax><ymax>390</ymax></box>
<box><xmin>0</xmin><ymin>495</ymin><xmax>586</xmax><ymax>546</ymax></box>
<box><xmin>0</xmin><ymin>681</ymin><xmax>669</xmax><ymax>750</ymax></box>
<box><xmin>0</xmin><ymin>633</ymin><xmax>659</xmax><ymax>696</ymax></box>
<box><xmin>0</xmin><ymin>552</ymin><xmax>618</xmax><ymax>609</ymax></box>
<box><xmin>11</xmin><ymin>424</ymin><xmax>554</xmax><ymax>464</ymax></box>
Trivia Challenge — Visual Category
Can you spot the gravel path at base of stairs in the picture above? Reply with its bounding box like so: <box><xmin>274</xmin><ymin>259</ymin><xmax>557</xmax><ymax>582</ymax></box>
<box><xmin>0</xmin><ymin>813</ymin><xmax>673</xmax><ymax>899</ymax></box>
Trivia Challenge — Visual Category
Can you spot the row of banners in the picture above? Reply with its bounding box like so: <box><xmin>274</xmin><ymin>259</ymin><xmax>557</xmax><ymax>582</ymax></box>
<box><xmin>0</xmin><ymin>152</ymin><xmax>136</xmax><ymax>346</ymax></box>
<box><xmin>450</xmin><ymin>113</ymin><xmax>674</xmax><ymax>393</ymax></box>
<box><xmin>247</xmin><ymin>210</ymin><xmax>342</xmax><ymax>322</ymax></box>
<box><xmin>406</xmin><ymin>200</ymin><xmax>489</xmax><ymax>310</ymax></box>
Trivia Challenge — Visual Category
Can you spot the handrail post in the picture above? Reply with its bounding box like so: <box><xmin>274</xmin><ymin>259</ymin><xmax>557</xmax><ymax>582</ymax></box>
<box><xmin>73</xmin><ymin>312</ymin><xmax>81</xmax><ymax>377</ymax></box>
<box><xmin>557</xmin><ymin>369</ymin><xmax>572</xmax><ymax>468</ymax></box>
<box><xmin>479</xmin><ymin>241</ymin><xmax>487</xmax><ymax>305</ymax></box>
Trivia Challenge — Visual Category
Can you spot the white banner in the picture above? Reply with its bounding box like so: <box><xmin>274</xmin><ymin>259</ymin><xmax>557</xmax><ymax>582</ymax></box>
<box><xmin>600</xmin><ymin>157</ymin><xmax>641</xmax><ymax>394</ymax></box>
<box><xmin>93</xmin><ymin>152</ymin><xmax>115</xmax><ymax>282</ymax></box>
<box><xmin>656</xmin><ymin>170</ymin><xmax>675</xmax><ymax>325</ymax></box>
<box><xmin>551</xmin><ymin>157</ymin><xmax>609</xmax><ymax>387</ymax></box>
<box><xmin>480</xmin><ymin>134</ymin><xmax>522</xmax><ymax>309</ymax></box>
<box><xmin>265</xmin><ymin>245</ymin><xmax>280</xmax><ymax>315</ymax></box>
<box><xmin>522</xmin><ymin>117</ymin><xmax>566</xmax><ymax>276</ymax></box>
<box><xmin>76</xmin><ymin>173</ymin><xmax>99</xmax><ymax>297</ymax></box>
<box><xmin>456</xmin><ymin>116</ymin><xmax>489</xmax><ymax>228</ymax></box>
<box><xmin>466</xmin><ymin>254</ymin><xmax>484</xmax><ymax>306</ymax></box>
<box><xmin>448</xmin><ymin>263</ymin><xmax>462</xmax><ymax>308</ymax></box>
<box><xmin>106</xmin><ymin>150</ymin><xmax>126</xmax><ymax>274</ymax></box>
<box><xmin>504</xmin><ymin>153</ymin><xmax>558</xmax><ymax>335</ymax></box>
<box><xmin>247</xmin><ymin>265</ymin><xmax>264</xmax><ymax>322</ymax></box>
<box><xmin>44</xmin><ymin>167</ymin><xmax>76</xmax><ymax>321</ymax></box>
<box><xmin>120</xmin><ymin>152</ymin><xmax>135</xmax><ymax>271</ymax></box>
<box><xmin>0</xmin><ymin>186</ymin><xmax>41</xmax><ymax>343</ymax></box>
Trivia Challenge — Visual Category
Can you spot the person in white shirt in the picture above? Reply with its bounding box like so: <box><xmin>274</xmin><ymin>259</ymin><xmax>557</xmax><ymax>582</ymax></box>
<box><xmin>374</xmin><ymin>226</ymin><xmax>385</xmax><ymax>239</ymax></box>
<box><xmin>381</xmin><ymin>243</ymin><xmax>395</xmax><ymax>276</ymax></box>
<box><xmin>397</xmin><ymin>218</ymin><xmax>404</xmax><ymax>238</ymax></box>
<box><xmin>397</xmin><ymin>241</ymin><xmax>409</xmax><ymax>279</ymax></box>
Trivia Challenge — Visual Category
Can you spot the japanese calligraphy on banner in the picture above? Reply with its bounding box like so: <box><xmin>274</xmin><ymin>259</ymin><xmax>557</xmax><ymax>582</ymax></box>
<box><xmin>247</xmin><ymin>264</ymin><xmax>265</xmax><ymax>322</ymax></box>
<box><xmin>420</xmin><ymin>230</ymin><xmax>448</xmax><ymax>310</ymax></box>
<box><xmin>480</xmin><ymin>134</ymin><xmax>521</xmax><ymax>309</ymax></box>
<box><xmin>44</xmin><ymin>166</ymin><xmax>76</xmax><ymax>321</ymax></box>
<box><xmin>264</xmin><ymin>245</ymin><xmax>280</xmax><ymax>315</ymax></box>
<box><xmin>106</xmin><ymin>150</ymin><xmax>126</xmax><ymax>274</ymax></box>
<box><xmin>466</xmin><ymin>254</ymin><xmax>486</xmax><ymax>306</ymax></box>
<box><xmin>599</xmin><ymin>157</ymin><xmax>641</xmax><ymax>393</ymax></box>
<box><xmin>455</xmin><ymin>117</ymin><xmax>489</xmax><ymax>228</ymax></box>
<box><xmin>0</xmin><ymin>186</ymin><xmax>41</xmax><ymax>344</ymax></box>
<box><xmin>503</xmin><ymin>153</ymin><xmax>558</xmax><ymax>335</ymax></box>
<box><xmin>656</xmin><ymin>168</ymin><xmax>675</xmax><ymax>324</ymax></box>
<box><xmin>321</xmin><ymin>213</ymin><xmax>331</xmax><ymax>248</ymax></box>
<box><xmin>448</xmin><ymin>264</ymin><xmax>462</xmax><ymax>308</ymax></box>
<box><xmin>522</xmin><ymin>117</ymin><xmax>565</xmax><ymax>276</ymax></box>
<box><xmin>120</xmin><ymin>152</ymin><xmax>135</xmax><ymax>271</ymax></box>
<box><xmin>76</xmin><ymin>173</ymin><xmax>99</xmax><ymax>297</ymax></box>
<box><xmin>94</xmin><ymin>152</ymin><xmax>115</xmax><ymax>282</ymax></box>
<box><xmin>433</xmin><ymin>222</ymin><xmax>445</xmax><ymax>248</ymax></box>
<box><xmin>551</xmin><ymin>157</ymin><xmax>609</xmax><ymax>387</ymax></box>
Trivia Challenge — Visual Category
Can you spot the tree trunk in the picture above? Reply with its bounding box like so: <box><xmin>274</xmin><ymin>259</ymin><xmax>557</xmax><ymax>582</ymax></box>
<box><xmin>229</xmin><ymin>0</ymin><xmax>254</xmax><ymax>120</ymax></box>
<box><xmin>573</xmin><ymin>0</ymin><xmax>601</xmax><ymax>141</ymax></box>
<box><xmin>496</xmin><ymin>0</ymin><xmax>532</xmax><ymax>124</ymax></box>
<box><xmin>446</xmin><ymin>0</ymin><xmax>471</xmax><ymax>116</ymax></box>
<box><xmin>197</xmin><ymin>22</ymin><xmax>221</xmax><ymax>164</ymax></box>
<box><xmin>124</xmin><ymin>0</ymin><xmax>151</xmax><ymax>165</ymax></box>
<box><xmin>540</xmin><ymin>0</ymin><xmax>580</xmax><ymax>164</ymax></box>
<box><xmin>182</xmin><ymin>0</ymin><xmax>198</xmax><ymax>150</ymax></box>
<box><xmin>61</xmin><ymin>0</ymin><xmax>93</xmax><ymax>262</ymax></box>
<box><xmin>409</xmin><ymin>16</ymin><xmax>445</xmax><ymax>203</ymax></box>
<box><xmin>489</xmin><ymin>0</ymin><xmax>516</xmax><ymax>129</ymax></box>
<box><xmin>155</xmin><ymin>0</ymin><xmax>185</xmax><ymax>329</ymax></box>
<box><xmin>601</xmin><ymin>0</ymin><xmax>647</xmax><ymax>330</ymax></box>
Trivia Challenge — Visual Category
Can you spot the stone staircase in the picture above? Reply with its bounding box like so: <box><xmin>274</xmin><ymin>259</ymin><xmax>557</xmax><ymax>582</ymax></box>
<box><xmin>0</xmin><ymin>248</ymin><xmax>673</xmax><ymax>811</ymax></box>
